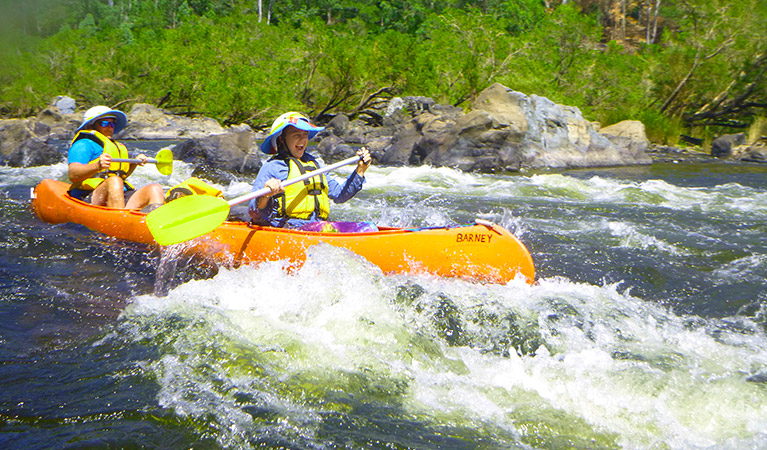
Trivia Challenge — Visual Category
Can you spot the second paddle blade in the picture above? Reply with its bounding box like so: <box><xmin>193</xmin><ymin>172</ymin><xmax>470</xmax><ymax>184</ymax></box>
<box><xmin>146</xmin><ymin>195</ymin><xmax>230</xmax><ymax>245</ymax></box>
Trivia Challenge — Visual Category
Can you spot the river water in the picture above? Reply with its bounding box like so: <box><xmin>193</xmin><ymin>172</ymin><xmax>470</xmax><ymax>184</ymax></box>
<box><xmin>1</xmin><ymin>143</ymin><xmax>767</xmax><ymax>449</ymax></box>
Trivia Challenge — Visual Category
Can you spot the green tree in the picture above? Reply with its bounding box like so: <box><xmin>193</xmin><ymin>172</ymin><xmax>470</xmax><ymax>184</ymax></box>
<box><xmin>1</xmin><ymin>0</ymin><xmax>766</xmax><ymax>143</ymax></box>
<box><xmin>417</xmin><ymin>8</ymin><xmax>518</xmax><ymax>105</ymax></box>
<box><xmin>654</xmin><ymin>0</ymin><xmax>767</xmax><ymax>130</ymax></box>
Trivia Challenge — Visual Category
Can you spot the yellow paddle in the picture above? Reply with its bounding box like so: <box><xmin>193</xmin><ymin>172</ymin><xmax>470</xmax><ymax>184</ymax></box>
<box><xmin>146</xmin><ymin>154</ymin><xmax>362</xmax><ymax>246</ymax></box>
<box><xmin>112</xmin><ymin>148</ymin><xmax>174</xmax><ymax>175</ymax></box>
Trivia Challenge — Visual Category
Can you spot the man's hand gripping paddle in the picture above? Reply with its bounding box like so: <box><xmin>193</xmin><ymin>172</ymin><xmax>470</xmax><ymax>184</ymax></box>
<box><xmin>111</xmin><ymin>148</ymin><xmax>174</xmax><ymax>175</ymax></box>
<box><xmin>146</xmin><ymin>155</ymin><xmax>362</xmax><ymax>246</ymax></box>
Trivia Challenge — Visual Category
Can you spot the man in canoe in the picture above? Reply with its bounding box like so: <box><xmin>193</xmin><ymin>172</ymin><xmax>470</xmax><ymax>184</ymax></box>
<box><xmin>67</xmin><ymin>106</ymin><xmax>165</xmax><ymax>210</ymax></box>
<box><xmin>249</xmin><ymin>111</ymin><xmax>373</xmax><ymax>229</ymax></box>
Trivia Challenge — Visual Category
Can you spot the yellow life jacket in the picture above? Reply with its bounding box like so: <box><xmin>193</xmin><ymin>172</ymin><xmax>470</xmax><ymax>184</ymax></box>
<box><xmin>69</xmin><ymin>130</ymin><xmax>133</xmax><ymax>191</ymax></box>
<box><xmin>275</xmin><ymin>157</ymin><xmax>330</xmax><ymax>220</ymax></box>
<box><xmin>165</xmin><ymin>177</ymin><xmax>224</xmax><ymax>202</ymax></box>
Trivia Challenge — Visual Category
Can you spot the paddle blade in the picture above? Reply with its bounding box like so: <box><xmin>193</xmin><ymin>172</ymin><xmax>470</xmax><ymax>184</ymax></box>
<box><xmin>146</xmin><ymin>195</ymin><xmax>230</xmax><ymax>245</ymax></box>
<box><xmin>154</xmin><ymin>148</ymin><xmax>174</xmax><ymax>175</ymax></box>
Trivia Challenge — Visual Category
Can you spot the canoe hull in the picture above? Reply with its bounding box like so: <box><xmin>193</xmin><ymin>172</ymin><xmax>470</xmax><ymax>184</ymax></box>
<box><xmin>31</xmin><ymin>179</ymin><xmax>535</xmax><ymax>283</ymax></box>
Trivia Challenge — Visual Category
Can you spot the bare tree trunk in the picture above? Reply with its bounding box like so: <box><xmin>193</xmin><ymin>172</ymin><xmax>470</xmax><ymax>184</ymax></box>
<box><xmin>258</xmin><ymin>0</ymin><xmax>262</xmax><ymax>23</ymax></box>
<box><xmin>621</xmin><ymin>0</ymin><xmax>626</xmax><ymax>40</ymax></box>
<box><xmin>661</xmin><ymin>60</ymin><xmax>699</xmax><ymax>112</ymax></box>
<box><xmin>646</xmin><ymin>0</ymin><xmax>651</xmax><ymax>43</ymax></box>
<box><xmin>651</xmin><ymin>0</ymin><xmax>661</xmax><ymax>43</ymax></box>
<box><xmin>693</xmin><ymin>78</ymin><xmax>737</xmax><ymax>116</ymax></box>
<box><xmin>660</xmin><ymin>39</ymin><xmax>733</xmax><ymax>113</ymax></box>
<box><xmin>267</xmin><ymin>0</ymin><xmax>276</xmax><ymax>25</ymax></box>
<box><xmin>690</xmin><ymin>53</ymin><xmax>767</xmax><ymax>124</ymax></box>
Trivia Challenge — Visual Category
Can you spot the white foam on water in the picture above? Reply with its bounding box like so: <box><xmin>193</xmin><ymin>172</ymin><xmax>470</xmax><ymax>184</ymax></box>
<box><xmin>222</xmin><ymin>180</ymin><xmax>253</xmax><ymax>197</ymax></box>
<box><xmin>524</xmin><ymin>174</ymin><xmax>767</xmax><ymax>217</ymax></box>
<box><xmin>523</xmin><ymin>278</ymin><xmax>767</xmax><ymax>449</ymax></box>
<box><xmin>710</xmin><ymin>254</ymin><xmax>767</xmax><ymax>284</ymax></box>
<box><xmin>606</xmin><ymin>221</ymin><xmax>690</xmax><ymax>255</ymax></box>
<box><xmin>364</xmin><ymin>165</ymin><xmax>484</xmax><ymax>191</ymax></box>
<box><xmin>118</xmin><ymin>246</ymin><xmax>767</xmax><ymax>449</ymax></box>
<box><xmin>2</xmin><ymin>162</ymin><xmax>69</xmax><ymax>185</ymax></box>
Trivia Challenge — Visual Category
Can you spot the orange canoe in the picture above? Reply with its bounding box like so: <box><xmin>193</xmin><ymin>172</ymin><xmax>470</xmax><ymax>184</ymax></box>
<box><xmin>31</xmin><ymin>179</ymin><xmax>535</xmax><ymax>284</ymax></box>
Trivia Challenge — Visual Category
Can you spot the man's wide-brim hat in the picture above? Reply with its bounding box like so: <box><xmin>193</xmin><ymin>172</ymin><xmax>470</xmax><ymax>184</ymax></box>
<box><xmin>259</xmin><ymin>111</ymin><xmax>324</xmax><ymax>154</ymax></box>
<box><xmin>75</xmin><ymin>105</ymin><xmax>128</xmax><ymax>134</ymax></box>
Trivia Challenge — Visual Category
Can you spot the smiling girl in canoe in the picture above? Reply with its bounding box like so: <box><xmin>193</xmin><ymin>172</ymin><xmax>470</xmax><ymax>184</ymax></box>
<box><xmin>248</xmin><ymin>112</ymin><xmax>373</xmax><ymax>231</ymax></box>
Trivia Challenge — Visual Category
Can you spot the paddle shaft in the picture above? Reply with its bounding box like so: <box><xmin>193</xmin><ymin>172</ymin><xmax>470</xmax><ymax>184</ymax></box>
<box><xmin>111</xmin><ymin>157</ymin><xmax>159</xmax><ymax>164</ymax></box>
<box><xmin>226</xmin><ymin>155</ymin><xmax>362</xmax><ymax>207</ymax></box>
<box><xmin>111</xmin><ymin>149</ymin><xmax>173</xmax><ymax>175</ymax></box>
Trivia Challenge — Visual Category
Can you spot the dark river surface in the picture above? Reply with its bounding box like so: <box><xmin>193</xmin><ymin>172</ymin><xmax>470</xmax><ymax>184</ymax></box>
<box><xmin>2</xmin><ymin>143</ymin><xmax>766</xmax><ymax>449</ymax></box>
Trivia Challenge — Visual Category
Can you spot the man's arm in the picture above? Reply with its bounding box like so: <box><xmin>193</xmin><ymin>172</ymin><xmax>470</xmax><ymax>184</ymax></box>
<box><xmin>68</xmin><ymin>141</ymin><xmax>111</xmax><ymax>183</ymax></box>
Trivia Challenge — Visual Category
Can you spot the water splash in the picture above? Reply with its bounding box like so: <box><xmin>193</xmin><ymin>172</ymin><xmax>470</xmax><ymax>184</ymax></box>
<box><xmin>116</xmin><ymin>246</ymin><xmax>767</xmax><ymax>449</ymax></box>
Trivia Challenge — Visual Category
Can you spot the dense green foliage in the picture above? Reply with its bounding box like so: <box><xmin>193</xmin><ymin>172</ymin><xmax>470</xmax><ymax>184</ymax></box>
<box><xmin>1</xmin><ymin>0</ymin><xmax>765</xmax><ymax>143</ymax></box>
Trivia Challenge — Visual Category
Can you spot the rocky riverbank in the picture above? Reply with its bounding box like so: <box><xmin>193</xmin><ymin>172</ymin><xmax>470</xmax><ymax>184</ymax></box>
<box><xmin>1</xmin><ymin>83</ymin><xmax>764</xmax><ymax>183</ymax></box>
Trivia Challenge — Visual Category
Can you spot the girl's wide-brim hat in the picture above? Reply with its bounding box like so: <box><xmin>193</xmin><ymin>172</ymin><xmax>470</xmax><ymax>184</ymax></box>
<box><xmin>260</xmin><ymin>111</ymin><xmax>324</xmax><ymax>154</ymax></box>
<box><xmin>75</xmin><ymin>105</ymin><xmax>128</xmax><ymax>134</ymax></box>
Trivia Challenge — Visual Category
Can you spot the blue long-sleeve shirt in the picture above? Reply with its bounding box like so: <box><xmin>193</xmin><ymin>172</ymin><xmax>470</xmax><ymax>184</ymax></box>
<box><xmin>248</xmin><ymin>153</ymin><xmax>365</xmax><ymax>228</ymax></box>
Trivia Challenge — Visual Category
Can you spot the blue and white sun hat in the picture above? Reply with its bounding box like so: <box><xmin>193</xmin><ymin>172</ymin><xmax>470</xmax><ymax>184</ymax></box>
<box><xmin>259</xmin><ymin>111</ymin><xmax>325</xmax><ymax>154</ymax></box>
<box><xmin>75</xmin><ymin>105</ymin><xmax>128</xmax><ymax>134</ymax></box>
